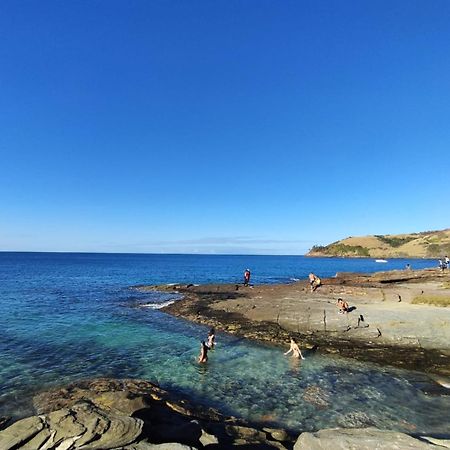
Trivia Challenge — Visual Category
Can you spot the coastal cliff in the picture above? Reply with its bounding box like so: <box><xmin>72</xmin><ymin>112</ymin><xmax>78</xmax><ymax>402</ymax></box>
<box><xmin>306</xmin><ymin>228</ymin><xmax>450</xmax><ymax>258</ymax></box>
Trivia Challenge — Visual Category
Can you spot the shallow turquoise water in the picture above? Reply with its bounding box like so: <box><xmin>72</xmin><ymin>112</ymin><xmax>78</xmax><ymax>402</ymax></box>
<box><xmin>1</xmin><ymin>252</ymin><xmax>448</xmax><ymax>434</ymax></box>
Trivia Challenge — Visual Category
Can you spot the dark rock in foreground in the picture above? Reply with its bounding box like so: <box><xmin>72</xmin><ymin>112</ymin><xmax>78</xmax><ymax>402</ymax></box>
<box><xmin>0</xmin><ymin>378</ymin><xmax>295</xmax><ymax>449</ymax></box>
<box><xmin>1</xmin><ymin>378</ymin><xmax>448</xmax><ymax>449</ymax></box>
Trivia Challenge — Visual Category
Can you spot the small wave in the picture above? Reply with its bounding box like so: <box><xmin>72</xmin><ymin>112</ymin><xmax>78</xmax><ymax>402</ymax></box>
<box><xmin>140</xmin><ymin>300</ymin><xmax>175</xmax><ymax>309</ymax></box>
<box><xmin>290</xmin><ymin>278</ymin><xmax>300</xmax><ymax>282</ymax></box>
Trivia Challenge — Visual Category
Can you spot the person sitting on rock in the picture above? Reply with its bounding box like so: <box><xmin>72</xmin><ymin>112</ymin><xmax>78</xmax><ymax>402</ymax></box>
<box><xmin>284</xmin><ymin>337</ymin><xmax>305</xmax><ymax>359</ymax></box>
<box><xmin>337</xmin><ymin>298</ymin><xmax>349</xmax><ymax>314</ymax></box>
<box><xmin>206</xmin><ymin>328</ymin><xmax>216</xmax><ymax>349</ymax></box>
<box><xmin>308</xmin><ymin>273</ymin><xmax>321</xmax><ymax>292</ymax></box>
<box><xmin>198</xmin><ymin>341</ymin><xmax>209</xmax><ymax>363</ymax></box>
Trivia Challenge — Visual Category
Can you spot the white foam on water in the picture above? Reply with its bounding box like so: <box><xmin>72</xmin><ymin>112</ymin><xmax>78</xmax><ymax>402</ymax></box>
<box><xmin>140</xmin><ymin>300</ymin><xmax>175</xmax><ymax>309</ymax></box>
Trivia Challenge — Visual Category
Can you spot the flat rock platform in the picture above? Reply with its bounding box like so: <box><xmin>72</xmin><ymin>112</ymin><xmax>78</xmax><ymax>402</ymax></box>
<box><xmin>140</xmin><ymin>269</ymin><xmax>450</xmax><ymax>376</ymax></box>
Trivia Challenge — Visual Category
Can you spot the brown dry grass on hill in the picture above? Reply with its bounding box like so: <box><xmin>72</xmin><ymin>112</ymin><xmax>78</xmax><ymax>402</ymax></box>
<box><xmin>309</xmin><ymin>228</ymin><xmax>450</xmax><ymax>258</ymax></box>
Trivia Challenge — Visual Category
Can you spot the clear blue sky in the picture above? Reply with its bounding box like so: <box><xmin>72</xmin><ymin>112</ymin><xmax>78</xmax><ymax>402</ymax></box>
<box><xmin>1</xmin><ymin>1</ymin><xmax>449</xmax><ymax>254</ymax></box>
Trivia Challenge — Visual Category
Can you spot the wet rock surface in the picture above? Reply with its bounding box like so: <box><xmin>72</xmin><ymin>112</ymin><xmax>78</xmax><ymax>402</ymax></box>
<box><xmin>142</xmin><ymin>269</ymin><xmax>450</xmax><ymax>375</ymax></box>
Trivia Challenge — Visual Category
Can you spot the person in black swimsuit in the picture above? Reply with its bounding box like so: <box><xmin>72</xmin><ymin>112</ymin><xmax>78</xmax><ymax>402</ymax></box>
<box><xmin>198</xmin><ymin>341</ymin><xmax>209</xmax><ymax>363</ymax></box>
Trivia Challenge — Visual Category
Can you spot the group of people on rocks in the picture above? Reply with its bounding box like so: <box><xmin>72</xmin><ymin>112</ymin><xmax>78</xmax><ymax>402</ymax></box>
<box><xmin>199</xmin><ymin>269</ymin><xmax>253</xmax><ymax>362</ymax></box>
<box><xmin>439</xmin><ymin>256</ymin><xmax>449</xmax><ymax>271</ymax></box>
<box><xmin>198</xmin><ymin>268</ymin><xmax>353</xmax><ymax>364</ymax></box>
<box><xmin>198</xmin><ymin>269</ymin><xmax>322</xmax><ymax>364</ymax></box>
<box><xmin>198</xmin><ymin>259</ymin><xmax>450</xmax><ymax>365</ymax></box>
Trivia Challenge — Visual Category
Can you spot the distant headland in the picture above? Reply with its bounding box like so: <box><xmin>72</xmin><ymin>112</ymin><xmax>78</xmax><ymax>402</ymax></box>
<box><xmin>307</xmin><ymin>228</ymin><xmax>450</xmax><ymax>258</ymax></box>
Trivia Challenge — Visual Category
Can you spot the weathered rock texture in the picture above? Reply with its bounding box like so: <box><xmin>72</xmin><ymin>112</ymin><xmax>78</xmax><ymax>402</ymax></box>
<box><xmin>2</xmin><ymin>379</ymin><xmax>448</xmax><ymax>449</ymax></box>
<box><xmin>0</xmin><ymin>402</ymin><xmax>143</xmax><ymax>450</ymax></box>
<box><xmin>0</xmin><ymin>378</ymin><xmax>294</xmax><ymax>449</ymax></box>
<box><xmin>142</xmin><ymin>269</ymin><xmax>450</xmax><ymax>375</ymax></box>
<box><xmin>294</xmin><ymin>427</ymin><xmax>448</xmax><ymax>449</ymax></box>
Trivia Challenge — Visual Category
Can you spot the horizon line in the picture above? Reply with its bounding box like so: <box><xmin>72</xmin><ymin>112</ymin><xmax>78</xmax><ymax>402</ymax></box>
<box><xmin>0</xmin><ymin>250</ymin><xmax>308</xmax><ymax>257</ymax></box>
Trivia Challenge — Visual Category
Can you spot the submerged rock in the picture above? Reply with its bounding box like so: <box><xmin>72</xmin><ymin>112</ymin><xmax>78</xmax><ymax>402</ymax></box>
<box><xmin>337</xmin><ymin>411</ymin><xmax>376</xmax><ymax>428</ymax></box>
<box><xmin>263</xmin><ymin>427</ymin><xmax>289</xmax><ymax>442</ymax></box>
<box><xmin>302</xmin><ymin>385</ymin><xmax>330</xmax><ymax>409</ymax></box>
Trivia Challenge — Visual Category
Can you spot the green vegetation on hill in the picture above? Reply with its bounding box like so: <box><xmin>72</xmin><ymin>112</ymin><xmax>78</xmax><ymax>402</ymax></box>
<box><xmin>310</xmin><ymin>244</ymin><xmax>370</xmax><ymax>257</ymax></box>
<box><xmin>427</xmin><ymin>243</ymin><xmax>450</xmax><ymax>257</ymax></box>
<box><xmin>374</xmin><ymin>235</ymin><xmax>415</xmax><ymax>248</ymax></box>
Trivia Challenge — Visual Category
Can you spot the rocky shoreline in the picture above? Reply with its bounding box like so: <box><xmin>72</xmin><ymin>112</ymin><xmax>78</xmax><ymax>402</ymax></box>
<box><xmin>1</xmin><ymin>378</ymin><xmax>449</xmax><ymax>449</ymax></box>
<box><xmin>2</xmin><ymin>269</ymin><xmax>450</xmax><ymax>449</ymax></box>
<box><xmin>149</xmin><ymin>268</ymin><xmax>450</xmax><ymax>376</ymax></box>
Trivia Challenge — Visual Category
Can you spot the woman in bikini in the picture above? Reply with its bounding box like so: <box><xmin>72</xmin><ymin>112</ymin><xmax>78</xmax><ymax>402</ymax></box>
<box><xmin>284</xmin><ymin>337</ymin><xmax>305</xmax><ymax>359</ymax></box>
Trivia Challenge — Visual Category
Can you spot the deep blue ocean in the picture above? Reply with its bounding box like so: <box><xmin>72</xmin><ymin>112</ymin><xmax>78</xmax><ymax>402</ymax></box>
<box><xmin>1</xmin><ymin>252</ymin><xmax>449</xmax><ymax>434</ymax></box>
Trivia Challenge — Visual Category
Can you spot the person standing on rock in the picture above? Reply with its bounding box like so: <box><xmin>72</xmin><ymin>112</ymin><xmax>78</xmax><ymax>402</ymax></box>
<box><xmin>244</xmin><ymin>269</ymin><xmax>251</xmax><ymax>286</ymax></box>
<box><xmin>198</xmin><ymin>341</ymin><xmax>209</xmax><ymax>363</ymax></box>
<box><xmin>284</xmin><ymin>337</ymin><xmax>305</xmax><ymax>359</ymax></box>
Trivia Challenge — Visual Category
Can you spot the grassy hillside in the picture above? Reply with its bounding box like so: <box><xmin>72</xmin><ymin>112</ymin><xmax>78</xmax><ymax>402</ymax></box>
<box><xmin>307</xmin><ymin>229</ymin><xmax>450</xmax><ymax>258</ymax></box>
